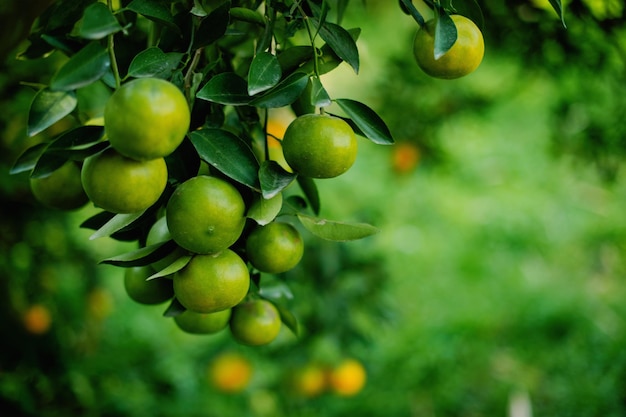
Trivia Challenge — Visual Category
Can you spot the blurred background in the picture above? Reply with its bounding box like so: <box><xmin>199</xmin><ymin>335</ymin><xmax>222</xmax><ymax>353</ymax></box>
<box><xmin>2</xmin><ymin>1</ymin><xmax>626</xmax><ymax>416</ymax></box>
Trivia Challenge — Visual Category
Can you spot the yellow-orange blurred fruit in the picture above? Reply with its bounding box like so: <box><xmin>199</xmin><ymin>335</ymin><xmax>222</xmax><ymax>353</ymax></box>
<box><xmin>291</xmin><ymin>363</ymin><xmax>327</xmax><ymax>398</ymax></box>
<box><xmin>23</xmin><ymin>304</ymin><xmax>52</xmax><ymax>335</ymax></box>
<box><xmin>209</xmin><ymin>352</ymin><xmax>253</xmax><ymax>393</ymax></box>
<box><xmin>328</xmin><ymin>359</ymin><xmax>366</xmax><ymax>396</ymax></box>
<box><xmin>391</xmin><ymin>142</ymin><xmax>421</xmax><ymax>174</ymax></box>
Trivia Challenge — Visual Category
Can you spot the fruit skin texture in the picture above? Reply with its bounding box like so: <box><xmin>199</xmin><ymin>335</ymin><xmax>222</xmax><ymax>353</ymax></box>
<box><xmin>413</xmin><ymin>14</ymin><xmax>484</xmax><ymax>79</ymax></box>
<box><xmin>30</xmin><ymin>161</ymin><xmax>88</xmax><ymax>210</ymax></box>
<box><xmin>173</xmin><ymin>250</ymin><xmax>250</xmax><ymax>313</ymax></box>
<box><xmin>282</xmin><ymin>114</ymin><xmax>357</xmax><ymax>179</ymax></box>
<box><xmin>124</xmin><ymin>266</ymin><xmax>174</xmax><ymax>305</ymax></box>
<box><xmin>174</xmin><ymin>308</ymin><xmax>231</xmax><ymax>334</ymax></box>
<box><xmin>81</xmin><ymin>148</ymin><xmax>167</xmax><ymax>214</ymax></box>
<box><xmin>209</xmin><ymin>352</ymin><xmax>252</xmax><ymax>393</ymax></box>
<box><xmin>230</xmin><ymin>299</ymin><xmax>282</xmax><ymax>346</ymax></box>
<box><xmin>104</xmin><ymin>78</ymin><xmax>190</xmax><ymax>161</ymax></box>
<box><xmin>245</xmin><ymin>222</ymin><xmax>304</xmax><ymax>274</ymax></box>
<box><xmin>166</xmin><ymin>175</ymin><xmax>246</xmax><ymax>254</ymax></box>
<box><xmin>328</xmin><ymin>358</ymin><xmax>367</xmax><ymax>396</ymax></box>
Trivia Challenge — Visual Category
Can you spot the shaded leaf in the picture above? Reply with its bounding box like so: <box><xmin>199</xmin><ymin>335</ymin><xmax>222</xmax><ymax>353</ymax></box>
<box><xmin>50</xmin><ymin>42</ymin><xmax>110</xmax><ymax>91</ymax></box>
<box><xmin>297</xmin><ymin>176</ymin><xmax>320</xmax><ymax>215</ymax></box>
<box><xmin>297</xmin><ymin>214</ymin><xmax>379</xmax><ymax>241</ymax></box>
<box><xmin>547</xmin><ymin>0</ymin><xmax>566</xmax><ymax>27</ymax></box>
<box><xmin>196</xmin><ymin>72</ymin><xmax>249</xmax><ymax>105</ymax></box>
<box><xmin>434</xmin><ymin>8</ymin><xmax>457</xmax><ymax>59</ymax></box>
<box><xmin>259</xmin><ymin>160</ymin><xmax>297</xmax><ymax>199</ymax></box>
<box><xmin>89</xmin><ymin>211</ymin><xmax>147</xmax><ymax>240</ymax></box>
<box><xmin>250</xmin><ymin>72</ymin><xmax>308</xmax><ymax>108</ymax></box>
<box><xmin>314</xmin><ymin>19</ymin><xmax>359</xmax><ymax>73</ymax></box>
<box><xmin>27</xmin><ymin>89</ymin><xmax>77</xmax><ymax>137</ymax></box>
<box><xmin>247</xmin><ymin>192</ymin><xmax>283</xmax><ymax>226</ymax></box>
<box><xmin>248</xmin><ymin>51</ymin><xmax>282</xmax><ymax>96</ymax></box>
<box><xmin>193</xmin><ymin>1</ymin><xmax>231</xmax><ymax>49</ymax></box>
<box><xmin>229</xmin><ymin>7</ymin><xmax>265</xmax><ymax>26</ymax></box>
<box><xmin>310</xmin><ymin>76</ymin><xmax>331</xmax><ymax>108</ymax></box>
<box><xmin>277</xmin><ymin>45</ymin><xmax>314</xmax><ymax>74</ymax></box>
<box><xmin>126</xmin><ymin>0</ymin><xmax>180</xmax><ymax>33</ymax></box>
<box><xmin>189</xmin><ymin>129</ymin><xmax>260</xmax><ymax>191</ymax></box>
<box><xmin>31</xmin><ymin>153</ymin><xmax>70</xmax><ymax>179</ymax></box>
<box><xmin>100</xmin><ymin>240</ymin><xmax>178</xmax><ymax>267</ymax></box>
<box><xmin>335</xmin><ymin>98</ymin><xmax>394</xmax><ymax>145</ymax></box>
<box><xmin>163</xmin><ymin>298</ymin><xmax>187</xmax><ymax>317</ymax></box>
<box><xmin>128</xmin><ymin>47</ymin><xmax>183</xmax><ymax>79</ymax></box>
<box><xmin>78</xmin><ymin>2</ymin><xmax>122</xmax><ymax>39</ymax></box>
<box><xmin>9</xmin><ymin>144</ymin><xmax>48</xmax><ymax>175</ymax></box>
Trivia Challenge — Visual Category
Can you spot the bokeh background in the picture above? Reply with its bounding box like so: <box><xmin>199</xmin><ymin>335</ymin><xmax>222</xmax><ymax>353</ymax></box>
<box><xmin>2</xmin><ymin>1</ymin><xmax>626</xmax><ymax>416</ymax></box>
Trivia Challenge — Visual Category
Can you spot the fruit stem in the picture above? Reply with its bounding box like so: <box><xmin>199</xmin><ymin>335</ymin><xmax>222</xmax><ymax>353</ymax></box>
<box><xmin>298</xmin><ymin>2</ymin><xmax>321</xmax><ymax>78</ymax></box>
<box><xmin>184</xmin><ymin>47</ymin><xmax>203</xmax><ymax>105</ymax></box>
<box><xmin>107</xmin><ymin>0</ymin><xmax>121</xmax><ymax>89</ymax></box>
<box><xmin>400</xmin><ymin>0</ymin><xmax>426</xmax><ymax>28</ymax></box>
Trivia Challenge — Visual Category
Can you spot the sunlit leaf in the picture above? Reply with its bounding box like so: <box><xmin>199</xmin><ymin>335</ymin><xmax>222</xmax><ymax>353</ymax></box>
<box><xmin>310</xmin><ymin>76</ymin><xmax>331</xmax><ymax>108</ymax></box>
<box><xmin>247</xmin><ymin>192</ymin><xmax>283</xmax><ymax>226</ymax></box>
<box><xmin>100</xmin><ymin>240</ymin><xmax>179</xmax><ymax>267</ymax></box>
<box><xmin>335</xmin><ymin>98</ymin><xmax>394</xmax><ymax>145</ymax></box>
<box><xmin>89</xmin><ymin>211</ymin><xmax>147</xmax><ymax>240</ymax></box>
<box><xmin>78</xmin><ymin>2</ymin><xmax>122</xmax><ymax>40</ymax></box>
<box><xmin>314</xmin><ymin>19</ymin><xmax>359</xmax><ymax>73</ymax></box>
<box><xmin>434</xmin><ymin>8</ymin><xmax>457</xmax><ymax>59</ymax></box>
<box><xmin>196</xmin><ymin>72</ymin><xmax>249</xmax><ymax>105</ymax></box>
<box><xmin>27</xmin><ymin>89</ymin><xmax>77</xmax><ymax>137</ymax></box>
<box><xmin>297</xmin><ymin>214</ymin><xmax>379</xmax><ymax>241</ymax></box>
<box><xmin>50</xmin><ymin>42</ymin><xmax>110</xmax><ymax>91</ymax></box>
<box><xmin>127</xmin><ymin>47</ymin><xmax>183</xmax><ymax>79</ymax></box>
<box><xmin>148</xmin><ymin>254</ymin><xmax>192</xmax><ymax>280</ymax></box>
<box><xmin>248</xmin><ymin>51</ymin><xmax>282</xmax><ymax>96</ymax></box>
<box><xmin>250</xmin><ymin>72</ymin><xmax>308</xmax><ymax>108</ymax></box>
<box><xmin>259</xmin><ymin>160</ymin><xmax>297</xmax><ymax>199</ymax></box>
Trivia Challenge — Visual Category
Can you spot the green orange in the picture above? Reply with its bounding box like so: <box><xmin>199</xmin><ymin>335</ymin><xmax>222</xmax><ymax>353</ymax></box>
<box><xmin>124</xmin><ymin>265</ymin><xmax>174</xmax><ymax>305</ymax></box>
<box><xmin>230</xmin><ymin>299</ymin><xmax>282</xmax><ymax>346</ymax></box>
<box><xmin>30</xmin><ymin>161</ymin><xmax>88</xmax><ymax>210</ymax></box>
<box><xmin>174</xmin><ymin>308</ymin><xmax>232</xmax><ymax>334</ymax></box>
<box><xmin>245</xmin><ymin>222</ymin><xmax>304</xmax><ymax>273</ymax></box>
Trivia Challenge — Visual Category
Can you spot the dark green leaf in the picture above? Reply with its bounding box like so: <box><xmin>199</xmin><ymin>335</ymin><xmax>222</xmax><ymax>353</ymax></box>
<box><xmin>126</xmin><ymin>0</ymin><xmax>180</xmax><ymax>33</ymax></box>
<box><xmin>193</xmin><ymin>1</ymin><xmax>231</xmax><ymax>49</ymax></box>
<box><xmin>31</xmin><ymin>153</ymin><xmax>70</xmax><ymax>179</ymax></box>
<box><xmin>127</xmin><ymin>47</ymin><xmax>183</xmax><ymax>79</ymax></box>
<box><xmin>247</xmin><ymin>191</ymin><xmax>283</xmax><ymax>225</ymax></box>
<box><xmin>297</xmin><ymin>176</ymin><xmax>320</xmax><ymax>215</ymax></box>
<box><xmin>315</xmin><ymin>19</ymin><xmax>359</xmax><ymax>73</ymax></box>
<box><xmin>335</xmin><ymin>98</ymin><xmax>394</xmax><ymax>145</ymax></box>
<box><xmin>148</xmin><ymin>254</ymin><xmax>192</xmax><ymax>280</ymax></box>
<box><xmin>259</xmin><ymin>160</ymin><xmax>297</xmax><ymax>199</ymax></box>
<box><xmin>310</xmin><ymin>76</ymin><xmax>331</xmax><ymax>108</ymax></box>
<box><xmin>399</xmin><ymin>0</ymin><xmax>426</xmax><ymax>26</ymax></box>
<box><xmin>259</xmin><ymin>285</ymin><xmax>297</xmax><ymax>335</ymax></box>
<box><xmin>196</xmin><ymin>72</ymin><xmax>249</xmax><ymax>105</ymax></box>
<box><xmin>250</xmin><ymin>72</ymin><xmax>308</xmax><ymax>108</ymax></box>
<box><xmin>277</xmin><ymin>46</ymin><xmax>314</xmax><ymax>74</ymax></box>
<box><xmin>297</xmin><ymin>214</ymin><xmax>379</xmax><ymax>241</ymax></box>
<box><xmin>78</xmin><ymin>2</ymin><xmax>122</xmax><ymax>39</ymax></box>
<box><xmin>189</xmin><ymin>129</ymin><xmax>261</xmax><ymax>191</ymax></box>
<box><xmin>547</xmin><ymin>0</ymin><xmax>566</xmax><ymax>27</ymax></box>
<box><xmin>27</xmin><ymin>89</ymin><xmax>77</xmax><ymax>137</ymax></box>
<box><xmin>100</xmin><ymin>240</ymin><xmax>178</xmax><ymax>267</ymax></box>
<box><xmin>90</xmin><ymin>211</ymin><xmax>147</xmax><ymax>240</ymax></box>
<box><xmin>434</xmin><ymin>8</ymin><xmax>457</xmax><ymax>59</ymax></box>
<box><xmin>229</xmin><ymin>7</ymin><xmax>265</xmax><ymax>26</ymax></box>
<box><xmin>163</xmin><ymin>298</ymin><xmax>187</xmax><ymax>317</ymax></box>
<box><xmin>276</xmin><ymin>303</ymin><xmax>298</xmax><ymax>335</ymax></box>
<box><xmin>451</xmin><ymin>0</ymin><xmax>485</xmax><ymax>30</ymax></box>
<box><xmin>48</xmin><ymin>125</ymin><xmax>105</xmax><ymax>150</ymax></box>
<box><xmin>248</xmin><ymin>51</ymin><xmax>282</xmax><ymax>96</ymax></box>
<box><xmin>50</xmin><ymin>42</ymin><xmax>110</xmax><ymax>91</ymax></box>
<box><xmin>9</xmin><ymin>144</ymin><xmax>48</xmax><ymax>175</ymax></box>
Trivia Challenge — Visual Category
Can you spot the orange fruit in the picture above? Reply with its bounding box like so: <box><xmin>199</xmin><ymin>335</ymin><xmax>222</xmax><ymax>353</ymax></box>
<box><xmin>290</xmin><ymin>363</ymin><xmax>327</xmax><ymax>398</ymax></box>
<box><xmin>413</xmin><ymin>14</ymin><xmax>484</xmax><ymax>79</ymax></box>
<box><xmin>391</xmin><ymin>142</ymin><xmax>421</xmax><ymax>174</ymax></box>
<box><xmin>328</xmin><ymin>358</ymin><xmax>366</xmax><ymax>396</ymax></box>
<box><xmin>230</xmin><ymin>299</ymin><xmax>282</xmax><ymax>346</ymax></box>
<box><xmin>22</xmin><ymin>304</ymin><xmax>52</xmax><ymax>335</ymax></box>
<box><xmin>30</xmin><ymin>161</ymin><xmax>88</xmax><ymax>210</ymax></box>
<box><xmin>104</xmin><ymin>78</ymin><xmax>190</xmax><ymax>161</ymax></box>
<box><xmin>245</xmin><ymin>222</ymin><xmax>304</xmax><ymax>273</ymax></box>
<box><xmin>282</xmin><ymin>114</ymin><xmax>357</xmax><ymax>179</ymax></box>
<box><xmin>208</xmin><ymin>352</ymin><xmax>253</xmax><ymax>393</ymax></box>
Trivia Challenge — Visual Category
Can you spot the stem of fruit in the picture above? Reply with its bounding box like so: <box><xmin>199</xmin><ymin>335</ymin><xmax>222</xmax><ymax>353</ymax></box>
<box><xmin>400</xmin><ymin>0</ymin><xmax>426</xmax><ymax>28</ymax></box>
<box><xmin>107</xmin><ymin>0</ymin><xmax>121</xmax><ymax>89</ymax></box>
<box><xmin>298</xmin><ymin>3</ymin><xmax>321</xmax><ymax>79</ymax></box>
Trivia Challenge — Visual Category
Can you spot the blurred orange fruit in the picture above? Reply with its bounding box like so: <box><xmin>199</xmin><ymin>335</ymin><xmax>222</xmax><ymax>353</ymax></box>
<box><xmin>23</xmin><ymin>304</ymin><xmax>52</xmax><ymax>335</ymax></box>
<box><xmin>209</xmin><ymin>352</ymin><xmax>253</xmax><ymax>393</ymax></box>
<box><xmin>328</xmin><ymin>358</ymin><xmax>366</xmax><ymax>396</ymax></box>
<box><xmin>391</xmin><ymin>142</ymin><xmax>421</xmax><ymax>174</ymax></box>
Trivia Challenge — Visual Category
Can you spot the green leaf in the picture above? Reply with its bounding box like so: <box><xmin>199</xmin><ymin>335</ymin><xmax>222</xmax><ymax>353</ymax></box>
<box><xmin>451</xmin><ymin>0</ymin><xmax>485</xmax><ymax>30</ymax></box>
<box><xmin>100</xmin><ymin>240</ymin><xmax>178</xmax><ymax>267</ymax></box>
<box><xmin>315</xmin><ymin>19</ymin><xmax>359</xmax><ymax>73</ymax></box>
<box><xmin>148</xmin><ymin>254</ymin><xmax>192</xmax><ymax>280</ymax></box>
<box><xmin>50</xmin><ymin>42</ymin><xmax>111</xmax><ymax>91</ymax></box>
<box><xmin>434</xmin><ymin>8</ymin><xmax>457</xmax><ymax>59</ymax></box>
<box><xmin>48</xmin><ymin>125</ymin><xmax>105</xmax><ymax>150</ymax></box>
<box><xmin>276</xmin><ymin>303</ymin><xmax>298</xmax><ymax>335</ymax></box>
<box><xmin>399</xmin><ymin>0</ymin><xmax>426</xmax><ymax>26</ymax></box>
<box><xmin>126</xmin><ymin>0</ymin><xmax>180</xmax><ymax>33</ymax></box>
<box><xmin>196</xmin><ymin>72</ymin><xmax>249</xmax><ymax>105</ymax></box>
<box><xmin>335</xmin><ymin>98</ymin><xmax>394</xmax><ymax>145</ymax></box>
<box><xmin>248</xmin><ymin>51</ymin><xmax>282</xmax><ymax>96</ymax></box>
<box><xmin>31</xmin><ymin>153</ymin><xmax>69</xmax><ymax>179</ymax></box>
<box><xmin>310</xmin><ymin>76</ymin><xmax>331</xmax><ymax>108</ymax></box>
<box><xmin>163</xmin><ymin>298</ymin><xmax>186</xmax><ymax>317</ymax></box>
<box><xmin>259</xmin><ymin>160</ymin><xmax>297</xmax><ymax>199</ymax></box>
<box><xmin>229</xmin><ymin>7</ymin><xmax>265</xmax><ymax>26</ymax></box>
<box><xmin>27</xmin><ymin>89</ymin><xmax>77</xmax><ymax>137</ymax></box>
<box><xmin>189</xmin><ymin>129</ymin><xmax>261</xmax><ymax>191</ymax></box>
<box><xmin>250</xmin><ymin>72</ymin><xmax>309</xmax><ymax>109</ymax></box>
<box><xmin>547</xmin><ymin>0</ymin><xmax>566</xmax><ymax>27</ymax></box>
<box><xmin>277</xmin><ymin>46</ymin><xmax>314</xmax><ymax>74</ymax></box>
<box><xmin>297</xmin><ymin>214</ymin><xmax>379</xmax><ymax>241</ymax></box>
<box><xmin>89</xmin><ymin>211</ymin><xmax>147</xmax><ymax>240</ymax></box>
<box><xmin>297</xmin><ymin>176</ymin><xmax>320</xmax><ymax>215</ymax></box>
<box><xmin>10</xmin><ymin>144</ymin><xmax>47</xmax><ymax>175</ymax></box>
<box><xmin>247</xmin><ymin>192</ymin><xmax>283</xmax><ymax>226</ymax></box>
<box><xmin>78</xmin><ymin>2</ymin><xmax>122</xmax><ymax>40</ymax></box>
<box><xmin>193</xmin><ymin>1</ymin><xmax>231</xmax><ymax>49</ymax></box>
<box><xmin>259</xmin><ymin>285</ymin><xmax>297</xmax><ymax>335</ymax></box>
<box><xmin>127</xmin><ymin>47</ymin><xmax>183</xmax><ymax>79</ymax></box>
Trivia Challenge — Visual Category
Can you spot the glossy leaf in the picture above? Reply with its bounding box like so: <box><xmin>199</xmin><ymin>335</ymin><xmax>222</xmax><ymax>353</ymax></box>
<box><xmin>297</xmin><ymin>176</ymin><xmax>320</xmax><ymax>215</ymax></box>
<box><xmin>48</xmin><ymin>125</ymin><xmax>105</xmax><ymax>150</ymax></box>
<box><xmin>548</xmin><ymin>0</ymin><xmax>566</xmax><ymax>27</ymax></box>
<box><xmin>297</xmin><ymin>214</ymin><xmax>379</xmax><ymax>241</ymax></box>
<box><xmin>434</xmin><ymin>8</ymin><xmax>457</xmax><ymax>59</ymax></box>
<box><xmin>248</xmin><ymin>51</ymin><xmax>282</xmax><ymax>96</ymax></box>
<box><xmin>250</xmin><ymin>72</ymin><xmax>309</xmax><ymax>108</ymax></box>
<box><xmin>335</xmin><ymin>98</ymin><xmax>394</xmax><ymax>145</ymax></box>
<box><xmin>27</xmin><ymin>89</ymin><xmax>77</xmax><ymax>137</ymax></box>
<box><xmin>196</xmin><ymin>72</ymin><xmax>249</xmax><ymax>105</ymax></box>
<box><xmin>100</xmin><ymin>240</ymin><xmax>178</xmax><ymax>267</ymax></box>
<box><xmin>126</xmin><ymin>0</ymin><xmax>180</xmax><ymax>33</ymax></box>
<box><xmin>50</xmin><ymin>42</ymin><xmax>110</xmax><ymax>91</ymax></box>
<box><xmin>148</xmin><ymin>254</ymin><xmax>192</xmax><ymax>280</ymax></box>
<box><xmin>259</xmin><ymin>160</ymin><xmax>297</xmax><ymax>199</ymax></box>
<box><xmin>315</xmin><ymin>19</ymin><xmax>359</xmax><ymax>73</ymax></box>
<box><xmin>247</xmin><ymin>192</ymin><xmax>283</xmax><ymax>226</ymax></box>
<box><xmin>310</xmin><ymin>76</ymin><xmax>331</xmax><ymax>108</ymax></box>
<box><xmin>78</xmin><ymin>2</ymin><xmax>122</xmax><ymax>39</ymax></box>
<box><xmin>9</xmin><ymin>144</ymin><xmax>48</xmax><ymax>175</ymax></box>
<box><xmin>193</xmin><ymin>1</ymin><xmax>231</xmax><ymax>49</ymax></box>
<box><xmin>399</xmin><ymin>0</ymin><xmax>425</xmax><ymax>26</ymax></box>
<box><xmin>89</xmin><ymin>211</ymin><xmax>147</xmax><ymax>240</ymax></box>
<box><xmin>189</xmin><ymin>129</ymin><xmax>261</xmax><ymax>191</ymax></box>
<box><xmin>127</xmin><ymin>47</ymin><xmax>183</xmax><ymax>79</ymax></box>
<box><xmin>277</xmin><ymin>46</ymin><xmax>314</xmax><ymax>74</ymax></box>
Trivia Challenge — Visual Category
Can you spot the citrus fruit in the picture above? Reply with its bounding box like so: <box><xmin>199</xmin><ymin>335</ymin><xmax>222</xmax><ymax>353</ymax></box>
<box><xmin>104</xmin><ymin>78</ymin><xmax>190</xmax><ymax>161</ymax></box>
<box><xmin>22</xmin><ymin>304</ymin><xmax>52</xmax><ymax>335</ymax></box>
<box><xmin>81</xmin><ymin>148</ymin><xmax>167</xmax><ymax>213</ymax></box>
<box><xmin>391</xmin><ymin>142</ymin><xmax>421</xmax><ymax>174</ymax></box>
<box><xmin>290</xmin><ymin>363</ymin><xmax>327</xmax><ymax>398</ymax></box>
<box><xmin>413</xmin><ymin>14</ymin><xmax>484</xmax><ymax>79</ymax></box>
<box><xmin>282</xmin><ymin>114</ymin><xmax>357</xmax><ymax>179</ymax></box>
<box><xmin>209</xmin><ymin>352</ymin><xmax>252</xmax><ymax>393</ymax></box>
<box><xmin>123</xmin><ymin>265</ymin><xmax>174</xmax><ymax>305</ymax></box>
<box><xmin>173</xmin><ymin>249</ymin><xmax>250</xmax><ymax>313</ymax></box>
<box><xmin>245</xmin><ymin>222</ymin><xmax>304</xmax><ymax>273</ymax></box>
<box><xmin>230</xmin><ymin>299</ymin><xmax>281</xmax><ymax>346</ymax></box>
<box><xmin>166</xmin><ymin>175</ymin><xmax>246</xmax><ymax>254</ymax></box>
<box><xmin>30</xmin><ymin>161</ymin><xmax>88</xmax><ymax>210</ymax></box>
<box><xmin>328</xmin><ymin>358</ymin><xmax>366</xmax><ymax>396</ymax></box>
<box><xmin>174</xmin><ymin>308</ymin><xmax>232</xmax><ymax>334</ymax></box>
